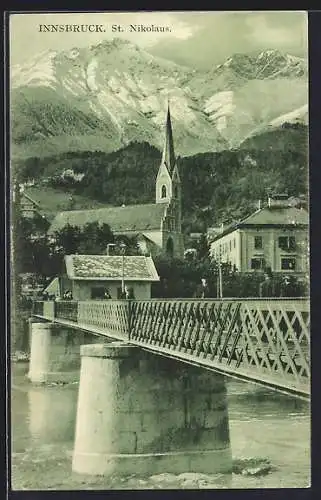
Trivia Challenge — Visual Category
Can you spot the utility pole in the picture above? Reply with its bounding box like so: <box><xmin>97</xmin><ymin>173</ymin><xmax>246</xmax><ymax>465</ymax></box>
<box><xmin>217</xmin><ymin>248</ymin><xmax>223</xmax><ymax>299</ymax></box>
<box><xmin>119</xmin><ymin>242</ymin><xmax>126</xmax><ymax>295</ymax></box>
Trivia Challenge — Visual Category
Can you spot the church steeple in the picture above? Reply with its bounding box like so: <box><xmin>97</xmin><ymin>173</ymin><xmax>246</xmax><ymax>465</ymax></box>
<box><xmin>161</xmin><ymin>102</ymin><xmax>176</xmax><ymax>173</ymax></box>
<box><xmin>155</xmin><ymin>101</ymin><xmax>184</xmax><ymax>258</ymax></box>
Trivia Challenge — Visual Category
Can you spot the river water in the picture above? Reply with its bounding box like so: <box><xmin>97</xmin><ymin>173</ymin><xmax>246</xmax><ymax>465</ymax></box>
<box><xmin>11</xmin><ymin>362</ymin><xmax>310</xmax><ymax>490</ymax></box>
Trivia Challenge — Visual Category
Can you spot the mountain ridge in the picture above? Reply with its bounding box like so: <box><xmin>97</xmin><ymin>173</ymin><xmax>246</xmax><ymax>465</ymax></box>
<box><xmin>11</xmin><ymin>40</ymin><xmax>308</xmax><ymax>159</ymax></box>
<box><xmin>16</xmin><ymin>122</ymin><xmax>308</xmax><ymax>232</ymax></box>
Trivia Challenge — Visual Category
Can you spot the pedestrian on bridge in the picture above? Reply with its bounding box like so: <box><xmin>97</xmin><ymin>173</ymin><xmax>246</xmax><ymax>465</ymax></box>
<box><xmin>119</xmin><ymin>285</ymin><xmax>132</xmax><ymax>300</ymax></box>
<box><xmin>194</xmin><ymin>278</ymin><xmax>210</xmax><ymax>299</ymax></box>
<box><xmin>259</xmin><ymin>267</ymin><xmax>280</xmax><ymax>298</ymax></box>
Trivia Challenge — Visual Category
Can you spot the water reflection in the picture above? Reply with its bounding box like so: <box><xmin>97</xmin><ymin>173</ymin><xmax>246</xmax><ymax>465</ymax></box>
<box><xmin>226</xmin><ymin>383</ymin><xmax>309</xmax><ymax>420</ymax></box>
<box><xmin>11</xmin><ymin>364</ymin><xmax>310</xmax><ymax>489</ymax></box>
<box><xmin>28</xmin><ymin>387</ymin><xmax>78</xmax><ymax>444</ymax></box>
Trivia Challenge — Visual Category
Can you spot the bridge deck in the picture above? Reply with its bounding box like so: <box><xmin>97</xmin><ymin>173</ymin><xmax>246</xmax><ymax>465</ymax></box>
<box><xmin>32</xmin><ymin>298</ymin><xmax>310</xmax><ymax>401</ymax></box>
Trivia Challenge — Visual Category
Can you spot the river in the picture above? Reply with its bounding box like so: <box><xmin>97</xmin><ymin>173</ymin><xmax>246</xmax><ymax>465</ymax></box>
<box><xmin>11</xmin><ymin>362</ymin><xmax>310</xmax><ymax>490</ymax></box>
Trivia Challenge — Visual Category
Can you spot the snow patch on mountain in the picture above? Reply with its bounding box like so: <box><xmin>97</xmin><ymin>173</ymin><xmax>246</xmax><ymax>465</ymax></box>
<box><xmin>140</xmin><ymin>95</ymin><xmax>161</xmax><ymax>114</ymax></box>
<box><xmin>86</xmin><ymin>58</ymin><xmax>99</xmax><ymax>92</ymax></box>
<box><xmin>66</xmin><ymin>48</ymin><xmax>80</xmax><ymax>60</ymax></box>
<box><xmin>95</xmin><ymin>92</ymin><xmax>123</xmax><ymax>129</ymax></box>
<box><xmin>62</xmin><ymin>77</ymin><xmax>84</xmax><ymax>97</ymax></box>
<box><xmin>12</xmin><ymin>52</ymin><xmax>57</xmax><ymax>89</ymax></box>
<box><xmin>204</xmin><ymin>91</ymin><xmax>235</xmax><ymax>131</ymax></box>
<box><xmin>123</xmin><ymin>72</ymin><xmax>141</xmax><ymax>94</ymax></box>
<box><xmin>170</xmin><ymin>96</ymin><xmax>197</xmax><ymax>125</ymax></box>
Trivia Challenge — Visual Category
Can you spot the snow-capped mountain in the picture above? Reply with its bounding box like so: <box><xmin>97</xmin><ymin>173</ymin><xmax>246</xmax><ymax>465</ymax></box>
<box><xmin>11</xmin><ymin>40</ymin><xmax>308</xmax><ymax>158</ymax></box>
<box><xmin>214</xmin><ymin>49</ymin><xmax>306</xmax><ymax>80</ymax></box>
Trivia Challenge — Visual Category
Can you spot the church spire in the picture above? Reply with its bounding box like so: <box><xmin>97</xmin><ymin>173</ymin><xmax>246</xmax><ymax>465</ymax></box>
<box><xmin>161</xmin><ymin>101</ymin><xmax>176</xmax><ymax>173</ymax></box>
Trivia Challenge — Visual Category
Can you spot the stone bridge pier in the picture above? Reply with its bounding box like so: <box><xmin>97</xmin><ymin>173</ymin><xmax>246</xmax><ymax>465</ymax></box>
<box><xmin>72</xmin><ymin>342</ymin><xmax>232</xmax><ymax>476</ymax></box>
<box><xmin>27</xmin><ymin>320</ymin><xmax>103</xmax><ymax>384</ymax></box>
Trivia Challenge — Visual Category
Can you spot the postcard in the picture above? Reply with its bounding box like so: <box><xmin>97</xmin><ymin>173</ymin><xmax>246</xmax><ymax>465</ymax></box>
<box><xmin>9</xmin><ymin>10</ymin><xmax>310</xmax><ymax>490</ymax></box>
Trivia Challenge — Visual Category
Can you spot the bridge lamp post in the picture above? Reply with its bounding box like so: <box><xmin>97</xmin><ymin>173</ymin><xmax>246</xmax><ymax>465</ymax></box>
<box><xmin>120</xmin><ymin>242</ymin><xmax>126</xmax><ymax>295</ymax></box>
<box><xmin>217</xmin><ymin>249</ymin><xmax>223</xmax><ymax>299</ymax></box>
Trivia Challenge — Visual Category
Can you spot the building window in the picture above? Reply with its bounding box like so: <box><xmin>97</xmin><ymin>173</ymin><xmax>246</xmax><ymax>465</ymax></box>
<box><xmin>161</xmin><ymin>185</ymin><xmax>167</xmax><ymax>199</ymax></box>
<box><xmin>229</xmin><ymin>240</ymin><xmax>232</xmax><ymax>251</ymax></box>
<box><xmin>281</xmin><ymin>257</ymin><xmax>296</xmax><ymax>270</ymax></box>
<box><xmin>91</xmin><ymin>287</ymin><xmax>106</xmax><ymax>299</ymax></box>
<box><xmin>278</xmin><ymin>236</ymin><xmax>296</xmax><ymax>251</ymax></box>
<box><xmin>254</xmin><ymin>236</ymin><xmax>263</xmax><ymax>249</ymax></box>
<box><xmin>233</xmin><ymin>238</ymin><xmax>236</xmax><ymax>249</ymax></box>
<box><xmin>174</xmin><ymin>185</ymin><xmax>178</xmax><ymax>198</ymax></box>
<box><xmin>251</xmin><ymin>257</ymin><xmax>265</xmax><ymax>270</ymax></box>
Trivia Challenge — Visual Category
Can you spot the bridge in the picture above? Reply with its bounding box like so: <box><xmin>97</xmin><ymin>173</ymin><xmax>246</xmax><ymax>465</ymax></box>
<box><xmin>32</xmin><ymin>297</ymin><xmax>310</xmax><ymax>400</ymax></box>
<box><xmin>29</xmin><ymin>296</ymin><xmax>310</xmax><ymax>477</ymax></box>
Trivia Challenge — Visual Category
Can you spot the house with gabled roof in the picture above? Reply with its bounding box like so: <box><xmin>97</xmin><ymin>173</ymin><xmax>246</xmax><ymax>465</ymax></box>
<box><xmin>59</xmin><ymin>254</ymin><xmax>159</xmax><ymax>300</ymax></box>
<box><xmin>48</xmin><ymin>105</ymin><xmax>184</xmax><ymax>259</ymax></box>
<box><xmin>209</xmin><ymin>195</ymin><xmax>309</xmax><ymax>275</ymax></box>
<box><xmin>20</xmin><ymin>191</ymin><xmax>41</xmax><ymax>219</ymax></box>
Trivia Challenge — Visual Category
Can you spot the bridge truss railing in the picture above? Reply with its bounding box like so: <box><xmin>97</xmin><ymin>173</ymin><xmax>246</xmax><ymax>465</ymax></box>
<box><xmin>32</xmin><ymin>298</ymin><xmax>310</xmax><ymax>398</ymax></box>
<box><xmin>55</xmin><ymin>300</ymin><xmax>78</xmax><ymax>322</ymax></box>
<box><xmin>130</xmin><ymin>299</ymin><xmax>310</xmax><ymax>394</ymax></box>
<box><xmin>77</xmin><ymin>300</ymin><xmax>129</xmax><ymax>337</ymax></box>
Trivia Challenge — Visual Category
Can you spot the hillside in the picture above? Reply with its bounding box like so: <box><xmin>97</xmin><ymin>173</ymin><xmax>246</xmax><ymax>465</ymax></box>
<box><xmin>11</xmin><ymin>41</ymin><xmax>307</xmax><ymax>158</ymax></box>
<box><xmin>18</xmin><ymin>123</ymin><xmax>308</xmax><ymax>232</ymax></box>
<box><xmin>23</xmin><ymin>186</ymin><xmax>109</xmax><ymax>221</ymax></box>
<box><xmin>240</xmin><ymin>122</ymin><xmax>308</xmax><ymax>152</ymax></box>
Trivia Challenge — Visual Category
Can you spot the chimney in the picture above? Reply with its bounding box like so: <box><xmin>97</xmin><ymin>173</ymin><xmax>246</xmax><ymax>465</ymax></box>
<box><xmin>220</xmin><ymin>223</ymin><xmax>224</xmax><ymax>233</ymax></box>
<box><xmin>268</xmin><ymin>193</ymin><xmax>290</xmax><ymax>209</ymax></box>
<box><xmin>258</xmin><ymin>199</ymin><xmax>261</xmax><ymax>210</ymax></box>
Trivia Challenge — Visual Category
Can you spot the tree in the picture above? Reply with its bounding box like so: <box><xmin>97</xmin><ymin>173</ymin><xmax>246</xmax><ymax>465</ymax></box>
<box><xmin>14</xmin><ymin>219</ymin><xmax>117</xmax><ymax>279</ymax></box>
<box><xmin>114</xmin><ymin>235</ymin><xmax>141</xmax><ymax>256</ymax></box>
<box><xmin>77</xmin><ymin>222</ymin><xmax>114</xmax><ymax>254</ymax></box>
<box><xmin>53</xmin><ymin>223</ymin><xmax>82</xmax><ymax>254</ymax></box>
<box><xmin>49</xmin><ymin>222</ymin><xmax>116</xmax><ymax>273</ymax></box>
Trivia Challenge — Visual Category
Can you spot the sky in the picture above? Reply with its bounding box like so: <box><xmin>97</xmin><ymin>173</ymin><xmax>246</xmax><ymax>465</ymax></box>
<box><xmin>9</xmin><ymin>11</ymin><xmax>308</xmax><ymax>69</ymax></box>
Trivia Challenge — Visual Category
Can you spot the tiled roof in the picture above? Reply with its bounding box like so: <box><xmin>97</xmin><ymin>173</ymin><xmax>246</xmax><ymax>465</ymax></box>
<box><xmin>241</xmin><ymin>206</ymin><xmax>309</xmax><ymax>226</ymax></box>
<box><xmin>22</xmin><ymin>192</ymin><xmax>40</xmax><ymax>207</ymax></box>
<box><xmin>211</xmin><ymin>206</ymin><xmax>309</xmax><ymax>242</ymax></box>
<box><xmin>65</xmin><ymin>255</ymin><xmax>160</xmax><ymax>281</ymax></box>
<box><xmin>48</xmin><ymin>204</ymin><xmax>166</xmax><ymax>234</ymax></box>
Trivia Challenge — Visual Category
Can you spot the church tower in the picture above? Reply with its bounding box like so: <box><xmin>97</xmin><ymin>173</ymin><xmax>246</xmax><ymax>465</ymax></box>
<box><xmin>156</xmin><ymin>103</ymin><xmax>184</xmax><ymax>258</ymax></box>
<box><xmin>155</xmin><ymin>103</ymin><xmax>176</xmax><ymax>204</ymax></box>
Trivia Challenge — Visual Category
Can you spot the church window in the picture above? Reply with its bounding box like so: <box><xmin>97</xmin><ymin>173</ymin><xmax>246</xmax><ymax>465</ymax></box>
<box><xmin>161</xmin><ymin>185</ymin><xmax>167</xmax><ymax>199</ymax></box>
<box><xmin>174</xmin><ymin>185</ymin><xmax>178</xmax><ymax>198</ymax></box>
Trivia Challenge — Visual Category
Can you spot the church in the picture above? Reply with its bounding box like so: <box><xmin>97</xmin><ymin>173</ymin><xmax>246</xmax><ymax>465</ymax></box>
<box><xmin>48</xmin><ymin>105</ymin><xmax>184</xmax><ymax>259</ymax></box>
